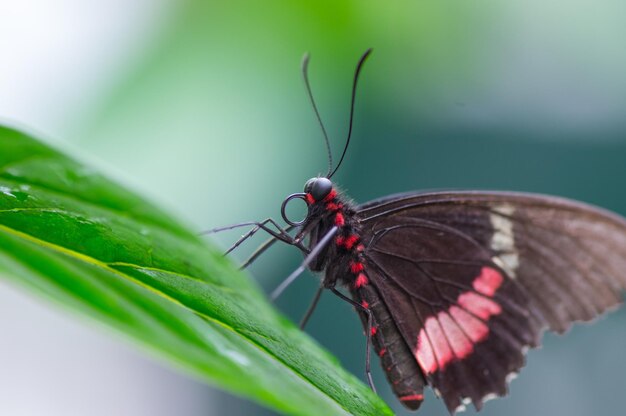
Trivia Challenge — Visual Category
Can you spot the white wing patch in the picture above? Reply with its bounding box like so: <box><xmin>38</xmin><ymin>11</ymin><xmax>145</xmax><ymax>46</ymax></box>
<box><xmin>489</xmin><ymin>204</ymin><xmax>519</xmax><ymax>279</ymax></box>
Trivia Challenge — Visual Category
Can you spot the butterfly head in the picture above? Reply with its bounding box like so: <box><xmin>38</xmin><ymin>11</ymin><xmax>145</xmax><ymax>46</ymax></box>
<box><xmin>304</xmin><ymin>177</ymin><xmax>333</xmax><ymax>202</ymax></box>
<box><xmin>281</xmin><ymin>177</ymin><xmax>334</xmax><ymax>227</ymax></box>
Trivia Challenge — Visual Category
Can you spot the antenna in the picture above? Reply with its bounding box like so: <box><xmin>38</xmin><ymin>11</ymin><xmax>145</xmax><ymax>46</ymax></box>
<box><xmin>328</xmin><ymin>48</ymin><xmax>372</xmax><ymax>179</ymax></box>
<box><xmin>302</xmin><ymin>53</ymin><xmax>333</xmax><ymax>177</ymax></box>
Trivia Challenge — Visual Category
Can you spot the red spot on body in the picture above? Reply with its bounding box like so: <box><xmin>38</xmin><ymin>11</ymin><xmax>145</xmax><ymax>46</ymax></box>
<box><xmin>370</xmin><ymin>326</ymin><xmax>378</xmax><ymax>336</ymax></box>
<box><xmin>335</xmin><ymin>212</ymin><xmax>345</xmax><ymax>226</ymax></box>
<box><xmin>305</xmin><ymin>193</ymin><xmax>315</xmax><ymax>204</ymax></box>
<box><xmin>336</xmin><ymin>234</ymin><xmax>359</xmax><ymax>249</ymax></box>
<box><xmin>323</xmin><ymin>189</ymin><xmax>337</xmax><ymax>202</ymax></box>
<box><xmin>326</xmin><ymin>202</ymin><xmax>342</xmax><ymax>211</ymax></box>
<box><xmin>355</xmin><ymin>273</ymin><xmax>369</xmax><ymax>288</ymax></box>
<box><xmin>356</xmin><ymin>244</ymin><xmax>365</xmax><ymax>252</ymax></box>
<box><xmin>350</xmin><ymin>262</ymin><xmax>364</xmax><ymax>274</ymax></box>
<box><xmin>344</xmin><ymin>234</ymin><xmax>359</xmax><ymax>250</ymax></box>
<box><xmin>473</xmin><ymin>267</ymin><xmax>504</xmax><ymax>296</ymax></box>
<box><xmin>378</xmin><ymin>347</ymin><xmax>387</xmax><ymax>357</ymax></box>
<box><xmin>361</xmin><ymin>300</ymin><xmax>369</xmax><ymax>309</ymax></box>
<box><xmin>399</xmin><ymin>394</ymin><xmax>424</xmax><ymax>402</ymax></box>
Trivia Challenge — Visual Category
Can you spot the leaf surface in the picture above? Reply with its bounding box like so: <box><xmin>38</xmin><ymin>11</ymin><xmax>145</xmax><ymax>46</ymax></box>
<box><xmin>0</xmin><ymin>126</ymin><xmax>392</xmax><ymax>416</ymax></box>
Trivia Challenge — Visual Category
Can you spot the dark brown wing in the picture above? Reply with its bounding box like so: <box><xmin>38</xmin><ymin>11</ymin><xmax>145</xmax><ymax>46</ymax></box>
<box><xmin>357</xmin><ymin>190</ymin><xmax>626</xmax><ymax>413</ymax></box>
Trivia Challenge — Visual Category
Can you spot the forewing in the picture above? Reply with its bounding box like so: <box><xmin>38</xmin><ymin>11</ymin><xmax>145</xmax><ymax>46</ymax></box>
<box><xmin>358</xmin><ymin>191</ymin><xmax>626</xmax><ymax>412</ymax></box>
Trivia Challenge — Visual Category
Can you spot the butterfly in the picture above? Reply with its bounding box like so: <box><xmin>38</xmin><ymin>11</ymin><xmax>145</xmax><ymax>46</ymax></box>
<box><xmin>212</xmin><ymin>49</ymin><xmax>626</xmax><ymax>413</ymax></box>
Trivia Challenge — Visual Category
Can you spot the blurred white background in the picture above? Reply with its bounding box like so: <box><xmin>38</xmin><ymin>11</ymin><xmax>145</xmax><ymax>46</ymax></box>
<box><xmin>0</xmin><ymin>3</ymin><xmax>217</xmax><ymax>415</ymax></box>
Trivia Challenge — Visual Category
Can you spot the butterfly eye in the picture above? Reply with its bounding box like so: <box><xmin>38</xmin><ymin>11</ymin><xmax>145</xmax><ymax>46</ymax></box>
<box><xmin>304</xmin><ymin>178</ymin><xmax>316</xmax><ymax>193</ymax></box>
<box><xmin>304</xmin><ymin>177</ymin><xmax>333</xmax><ymax>201</ymax></box>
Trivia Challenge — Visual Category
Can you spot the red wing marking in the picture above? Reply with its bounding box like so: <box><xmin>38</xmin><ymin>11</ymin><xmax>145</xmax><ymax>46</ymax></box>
<box><xmin>439</xmin><ymin>311</ymin><xmax>474</xmax><ymax>359</ymax></box>
<box><xmin>425</xmin><ymin>317</ymin><xmax>455</xmax><ymax>371</ymax></box>
<box><xmin>449</xmin><ymin>306</ymin><xmax>489</xmax><ymax>343</ymax></box>
<box><xmin>335</xmin><ymin>212</ymin><xmax>345</xmax><ymax>226</ymax></box>
<box><xmin>416</xmin><ymin>325</ymin><xmax>438</xmax><ymax>373</ymax></box>
<box><xmin>415</xmin><ymin>267</ymin><xmax>504</xmax><ymax>374</ymax></box>
<box><xmin>378</xmin><ymin>347</ymin><xmax>387</xmax><ymax>357</ymax></box>
<box><xmin>473</xmin><ymin>266</ymin><xmax>504</xmax><ymax>296</ymax></box>
<box><xmin>458</xmin><ymin>292</ymin><xmax>502</xmax><ymax>320</ymax></box>
<box><xmin>370</xmin><ymin>326</ymin><xmax>378</xmax><ymax>336</ymax></box>
<box><xmin>361</xmin><ymin>300</ymin><xmax>369</xmax><ymax>309</ymax></box>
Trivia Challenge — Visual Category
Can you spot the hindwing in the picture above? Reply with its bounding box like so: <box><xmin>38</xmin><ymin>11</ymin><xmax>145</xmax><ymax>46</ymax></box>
<box><xmin>356</xmin><ymin>191</ymin><xmax>626</xmax><ymax>412</ymax></box>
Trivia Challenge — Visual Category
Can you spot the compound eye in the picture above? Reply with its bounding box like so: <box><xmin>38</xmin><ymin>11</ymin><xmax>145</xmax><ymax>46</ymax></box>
<box><xmin>303</xmin><ymin>178</ymin><xmax>316</xmax><ymax>193</ymax></box>
<box><xmin>309</xmin><ymin>177</ymin><xmax>333</xmax><ymax>201</ymax></box>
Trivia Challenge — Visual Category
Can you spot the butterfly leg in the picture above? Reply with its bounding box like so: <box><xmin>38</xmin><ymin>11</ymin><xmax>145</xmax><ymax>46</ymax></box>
<box><xmin>230</xmin><ymin>219</ymin><xmax>300</xmax><ymax>255</ymax></box>
<box><xmin>239</xmin><ymin>235</ymin><xmax>284</xmax><ymax>269</ymax></box>
<box><xmin>201</xmin><ymin>219</ymin><xmax>300</xmax><ymax>253</ymax></box>
<box><xmin>201</xmin><ymin>220</ymin><xmax>312</xmax><ymax>271</ymax></box>
<box><xmin>241</xmin><ymin>225</ymin><xmax>316</xmax><ymax>270</ymax></box>
<box><xmin>330</xmin><ymin>287</ymin><xmax>377</xmax><ymax>393</ymax></box>
<box><xmin>271</xmin><ymin>226</ymin><xmax>339</xmax><ymax>300</ymax></box>
<box><xmin>299</xmin><ymin>285</ymin><xmax>324</xmax><ymax>329</ymax></box>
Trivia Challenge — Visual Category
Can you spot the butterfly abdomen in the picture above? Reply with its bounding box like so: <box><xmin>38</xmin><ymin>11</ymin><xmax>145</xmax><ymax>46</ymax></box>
<box><xmin>352</xmin><ymin>283</ymin><xmax>427</xmax><ymax>410</ymax></box>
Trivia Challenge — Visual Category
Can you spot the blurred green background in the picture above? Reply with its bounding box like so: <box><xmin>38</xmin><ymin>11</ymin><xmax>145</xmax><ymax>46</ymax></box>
<box><xmin>1</xmin><ymin>1</ymin><xmax>626</xmax><ymax>415</ymax></box>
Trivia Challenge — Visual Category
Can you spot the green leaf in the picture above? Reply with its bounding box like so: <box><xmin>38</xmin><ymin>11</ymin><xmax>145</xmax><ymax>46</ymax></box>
<box><xmin>0</xmin><ymin>126</ymin><xmax>392</xmax><ymax>416</ymax></box>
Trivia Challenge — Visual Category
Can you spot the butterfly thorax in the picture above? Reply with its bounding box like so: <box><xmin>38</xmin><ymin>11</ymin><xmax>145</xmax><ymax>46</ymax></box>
<box><xmin>303</xmin><ymin>188</ymin><xmax>367</xmax><ymax>290</ymax></box>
